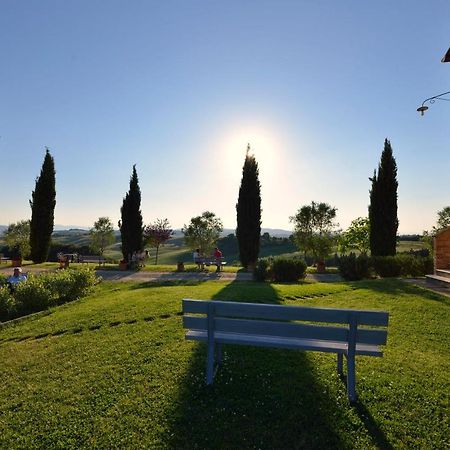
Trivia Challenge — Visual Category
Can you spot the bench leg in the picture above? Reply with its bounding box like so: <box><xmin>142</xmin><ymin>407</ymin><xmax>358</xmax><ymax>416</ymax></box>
<box><xmin>337</xmin><ymin>353</ymin><xmax>343</xmax><ymax>376</ymax></box>
<box><xmin>206</xmin><ymin>341</ymin><xmax>215</xmax><ymax>385</ymax></box>
<box><xmin>346</xmin><ymin>354</ymin><xmax>357</xmax><ymax>403</ymax></box>
<box><xmin>216</xmin><ymin>343</ymin><xmax>222</xmax><ymax>366</ymax></box>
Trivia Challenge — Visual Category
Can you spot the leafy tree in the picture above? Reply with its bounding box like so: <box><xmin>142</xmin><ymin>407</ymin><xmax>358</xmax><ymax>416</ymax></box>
<box><xmin>421</xmin><ymin>206</ymin><xmax>450</xmax><ymax>252</ymax></box>
<box><xmin>29</xmin><ymin>148</ymin><xmax>56</xmax><ymax>263</ymax></box>
<box><xmin>89</xmin><ymin>217</ymin><xmax>115</xmax><ymax>256</ymax></box>
<box><xmin>119</xmin><ymin>165</ymin><xmax>143</xmax><ymax>262</ymax></box>
<box><xmin>290</xmin><ymin>201</ymin><xmax>339</xmax><ymax>263</ymax></box>
<box><xmin>369</xmin><ymin>139</ymin><xmax>398</xmax><ymax>256</ymax></box>
<box><xmin>236</xmin><ymin>145</ymin><xmax>261</xmax><ymax>268</ymax></box>
<box><xmin>436</xmin><ymin>206</ymin><xmax>450</xmax><ymax>230</ymax></box>
<box><xmin>4</xmin><ymin>220</ymin><xmax>31</xmax><ymax>258</ymax></box>
<box><xmin>340</xmin><ymin>217</ymin><xmax>370</xmax><ymax>255</ymax></box>
<box><xmin>182</xmin><ymin>211</ymin><xmax>223</xmax><ymax>255</ymax></box>
<box><xmin>144</xmin><ymin>218</ymin><xmax>174</xmax><ymax>264</ymax></box>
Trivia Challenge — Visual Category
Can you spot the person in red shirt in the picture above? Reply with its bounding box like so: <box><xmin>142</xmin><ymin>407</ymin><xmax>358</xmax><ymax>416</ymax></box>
<box><xmin>213</xmin><ymin>247</ymin><xmax>223</xmax><ymax>272</ymax></box>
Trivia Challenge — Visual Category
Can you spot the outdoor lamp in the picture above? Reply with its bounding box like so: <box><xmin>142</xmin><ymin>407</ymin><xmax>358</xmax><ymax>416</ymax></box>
<box><xmin>417</xmin><ymin>91</ymin><xmax>450</xmax><ymax>116</ymax></box>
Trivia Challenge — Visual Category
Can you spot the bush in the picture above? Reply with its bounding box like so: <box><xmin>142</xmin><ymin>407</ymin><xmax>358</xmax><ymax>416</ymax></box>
<box><xmin>253</xmin><ymin>258</ymin><xmax>270</xmax><ymax>282</ymax></box>
<box><xmin>14</xmin><ymin>277</ymin><xmax>55</xmax><ymax>316</ymax></box>
<box><xmin>338</xmin><ymin>253</ymin><xmax>371</xmax><ymax>281</ymax></box>
<box><xmin>271</xmin><ymin>257</ymin><xmax>307</xmax><ymax>282</ymax></box>
<box><xmin>0</xmin><ymin>287</ymin><xmax>15</xmax><ymax>322</ymax></box>
<box><xmin>395</xmin><ymin>254</ymin><xmax>433</xmax><ymax>277</ymax></box>
<box><xmin>370</xmin><ymin>255</ymin><xmax>434</xmax><ymax>278</ymax></box>
<box><xmin>0</xmin><ymin>274</ymin><xmax>8</xmax><ymax>288</ymax></box>
<box><xmin>2</xmin><ymin>268</ymin><xmax>100</xmax><ymax>320</ymax></box>
<box><xmin>370</xmin><ymin>256</ymin><xmax>401</xmax><ymax>278</ymax></box>
<box><xmin>38</xmin><ymin>268</ymin><xmax>98</xmax><ymax>304</ymax></box>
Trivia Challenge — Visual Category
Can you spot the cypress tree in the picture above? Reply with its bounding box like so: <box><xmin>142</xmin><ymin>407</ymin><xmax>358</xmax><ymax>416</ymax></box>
<box><xmin>119</xmin><ymin>165</ymin><xmax>143</xmax><ymax>261</ymax></box>
<box><xmin>368</xmin><ymin>139</ymin><xmax>398</xmax><ymax>256</ymax></box>
<box><xmin>29</xmin><ymin>148</ymin><xmax>56</xmax><ymax>263</ymax></box>
<box><xmin>236</xmin><ymin>144</ymin><xmax>261</xmax><ymax>268</ymax></box>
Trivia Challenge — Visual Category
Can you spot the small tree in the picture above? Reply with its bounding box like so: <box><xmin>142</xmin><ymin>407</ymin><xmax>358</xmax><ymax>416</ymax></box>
<box><xmin>436</xmin><ymin>206</ymin><xmax>450</xmax><ymax>230</ymax></box>
<box><xmin>340</xmin><ymin>217</ymin><xmax>370</xmax><ymax>255</ymax></box>
<box><xmin>89</xmin><ymin>217</ymin><xmax>115</xmax><ymax>256</ymax></box>
<box><xmin>4</xmin><ymin>220</ymin><xmax>31</xmax><ymax>259</ymax></box>
<box><xmin>119</xmin><ymin>165</ymin><xmax>143</xmax><ymax>262</ymax></box>
<box><xmin>421</xmin><ymin>206</ymin><xmax>450</xmax><ymax>253</ymax></box>
<box><xmin>290</xmin><ymin>201</ymin><xmax>339</xmax><ymax>265</ymax></box>
<box><xmin>236</xmin><ymin>144</ymin><xmax>262</xmax><ymax>269</ymax></box>
<box><xmin>29</xmin><ymin>148</ymin><xmax>56</xmax><ymax>263</ymax></box>
<box><xmin>182</xmin><ymin>211</ymin><xmax>223</xmax><ymax>255</ymax></box>
<box><xmin>144</xmin><ymin>218</ymin><xmax>174</xmax><ymax>264</ymax></box>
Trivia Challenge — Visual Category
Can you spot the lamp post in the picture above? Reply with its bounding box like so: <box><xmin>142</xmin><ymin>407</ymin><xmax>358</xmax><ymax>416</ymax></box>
<box><xmin>416</xmin><ymin>47</ymin><xmax>449</xmax><ymax>115</ymax></box>
<box><xmin>417</xmin><ymin>91</ymin><xmax>450</xmax><ymax>116</ymax></box>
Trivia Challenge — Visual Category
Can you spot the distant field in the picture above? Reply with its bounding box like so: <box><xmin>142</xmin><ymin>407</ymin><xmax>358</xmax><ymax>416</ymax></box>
<box><xmin>1</xmin><ymin>228</ymin><xmax>428</xmax><ymax>266</ymax></box>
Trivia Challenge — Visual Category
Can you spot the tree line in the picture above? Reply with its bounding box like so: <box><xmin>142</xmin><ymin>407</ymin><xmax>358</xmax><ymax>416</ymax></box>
<box><xmin>2</xmin><ymin>139</ymin><xmax>449</xmax><ymax>268</ymax></box>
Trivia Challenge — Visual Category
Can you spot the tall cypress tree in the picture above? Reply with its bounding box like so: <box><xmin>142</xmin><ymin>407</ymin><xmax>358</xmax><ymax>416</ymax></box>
<box><xmin>368</xmin><ymin>139</ymin><xmax>398</xmax><ymax>256</ymax></box>
<box><xmin>29</xmin><ymin>148</ymin><xmax>56</xmax><ymax>263</ymax></box>
<box><xmin>119</xmin><ymin>165</ymin><xmax>143</xmax><ymax>262</ymax></box>
<box><xmin>236</xmin><ymin>144</ymin><xmax>261</xmax><ymax>268</ymax></box>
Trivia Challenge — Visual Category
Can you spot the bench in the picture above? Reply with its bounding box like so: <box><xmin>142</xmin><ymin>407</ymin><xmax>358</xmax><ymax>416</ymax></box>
<box><xmin>195</xmin><ymin>258</ymin><xmax>227</xmax><ymax>271</ymax></box>
<box><xmin>79</xmin><ymin>255</ymin><xmax>106</xmax><ymax>266</ymax></box>
<box><xmin>182</xmin><ymin>299</ymin><xmax>389</xmax><ymax>402</ymax></box>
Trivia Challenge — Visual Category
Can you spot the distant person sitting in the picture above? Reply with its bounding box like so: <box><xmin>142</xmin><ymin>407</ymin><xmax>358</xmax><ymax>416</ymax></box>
<box><xmin>7</xmin><ymin>267</ymin><xmax>27</xmax><ymax>292</ymax></box>
<box><xmin>193</xmin><ymin>249</ymin><xmax>204</xmax><ymax>270</ymax></box>
<box><xmin>213</xmin><ymin>247</ymin><xmax>223</xmax><ymax>272</ymax></box>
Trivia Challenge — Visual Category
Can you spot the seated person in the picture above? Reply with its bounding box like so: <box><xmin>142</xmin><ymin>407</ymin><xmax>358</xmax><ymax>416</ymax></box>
<box><xmin>7</xmin><ymin>267</ymin><xmax>27</xmax><ymax>292</ymax></box>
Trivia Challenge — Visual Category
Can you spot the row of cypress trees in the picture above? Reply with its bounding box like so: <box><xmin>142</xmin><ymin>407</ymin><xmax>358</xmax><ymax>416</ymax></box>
<box><xmin>26</xmin><ymin>139</ymin><xmax>397</xmax><ymax>265</ymax></box>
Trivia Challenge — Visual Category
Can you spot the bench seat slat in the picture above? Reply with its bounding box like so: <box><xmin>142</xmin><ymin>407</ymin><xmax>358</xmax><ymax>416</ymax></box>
<box><xmin>183</xmin><ymin>316</ymin><xmax>388</xmax><ymax>345</ymax></box>
<box><xmin>183</xmin><ymin>299</ymin><xmax>389</xmax><ymax>326</ymax></box>
<box><xmin>185</xmin><ymin>330</ymin><xmax>383</xmax><ymax>357</ymax></box>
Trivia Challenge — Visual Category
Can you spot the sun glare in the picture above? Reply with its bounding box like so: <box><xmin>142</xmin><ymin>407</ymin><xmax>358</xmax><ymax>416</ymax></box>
<box><xmin>216</xmin><ymin>123</ymin><xmax>284</xmax><ymax>184</ymax></box>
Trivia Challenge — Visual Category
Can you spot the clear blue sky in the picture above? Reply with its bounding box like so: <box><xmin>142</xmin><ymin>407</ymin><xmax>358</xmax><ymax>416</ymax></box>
<box><xmin>1</xmin><ymin>0</ymin><xmax>449</xmax><ymax>233</ymax></box>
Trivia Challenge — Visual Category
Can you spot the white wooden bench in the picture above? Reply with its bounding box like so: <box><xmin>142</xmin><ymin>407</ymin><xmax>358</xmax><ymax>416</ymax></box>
<box><xmin>182</xmin><ymin>299</ymin><xmax>389</xmax><ymax>402</ymax></box>
<box><xmin>195</xmin><ymin>257</ymin><xmax>227</xmax><ymax>271</ymax></box>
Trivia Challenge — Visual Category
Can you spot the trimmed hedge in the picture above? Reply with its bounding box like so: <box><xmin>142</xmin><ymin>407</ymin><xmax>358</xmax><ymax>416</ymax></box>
<box><xmin>338</xmin><ymin>254</ymin><xmax>434</xmax><ymax>281</ymax></box>
<box><xmin>254</xmin><ymin>257</ymin><xmax>307</xmax><ymax>282</ymax></box>
<box><xmin>0</xmin><ymin>268</ymin><xmax>100</xmax><ymax>322</ymax></box>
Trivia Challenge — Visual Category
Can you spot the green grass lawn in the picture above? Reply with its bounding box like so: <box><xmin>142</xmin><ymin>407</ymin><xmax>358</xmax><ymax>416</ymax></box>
<box><xmin>0</xmin><ymin>279</ymin><xmax>448</xmax><ymax>449</ymax></box>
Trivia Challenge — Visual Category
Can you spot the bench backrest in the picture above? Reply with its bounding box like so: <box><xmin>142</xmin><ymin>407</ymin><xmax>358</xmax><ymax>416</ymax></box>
<box><xmin>183</xmin><ymin>299</ymin><xmax>389</xmax><ymax>346</ymax></box>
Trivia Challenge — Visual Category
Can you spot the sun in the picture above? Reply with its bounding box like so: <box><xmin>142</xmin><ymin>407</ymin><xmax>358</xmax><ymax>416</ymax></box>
<box><xmin>216</xmin><ymin>123</ymin><xmax>283</xmax><ymax>182</ymax></box>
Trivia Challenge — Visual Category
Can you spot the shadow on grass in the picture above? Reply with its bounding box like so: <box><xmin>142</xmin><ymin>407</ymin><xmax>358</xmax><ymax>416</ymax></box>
<box><xmin>348</xmin><ymin>278</ymin><xmax>450</xmax><ymax>305</ymax></box>
<box><xmin>163</xmin><ymin>281</ymin><xmax>392</xmax><ymax>449</ymax></box>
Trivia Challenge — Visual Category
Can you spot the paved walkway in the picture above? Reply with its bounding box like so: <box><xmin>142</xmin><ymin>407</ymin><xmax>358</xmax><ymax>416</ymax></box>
<box><xmin>2</xmin><ymin>265</ymin><xmax>449</xmax><ymax>296</ymax></box>
<box><xmin>401</xmin><ymin>277</ymin><xmax>450</xmax><ymax>298</ymax></box>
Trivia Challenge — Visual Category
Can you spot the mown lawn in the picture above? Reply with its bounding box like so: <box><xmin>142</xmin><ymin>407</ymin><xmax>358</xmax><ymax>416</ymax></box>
<box><xmin>0</xmin><ymin>279</ymin><xmax>448</xmax><ymax>449</ymax></box>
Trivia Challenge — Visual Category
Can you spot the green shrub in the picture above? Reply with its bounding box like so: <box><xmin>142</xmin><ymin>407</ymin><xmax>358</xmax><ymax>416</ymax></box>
<box><xmin>0</xmin><ymin>274</ymin><xmax>8</xmax><ymax>288</ymax></box>
<box><xmin>253</xmin><ymin>258</ymin><xmax>270</xmax><ymax>282</ymax></box>
<box><xmin>0</xmin><ymin>287</ymin><xmax>16</xmax><ymax>322</ymax></box>
<box><xmin>395</xmin><ymin>254</ymin><xmax>434</xmax><ymax>277</ymax></box>
<box><xmin>67</xmin><ymin>268</ymin><xmax>99</xmax><ymax>299</ymax></box>
<box><xmin>14</xmin><ymin>278</ymin><xmax>55</xmax><ymax>316</ymax></box>
<box><xmin>338</xmin><ymin>253</ymin><xmax>371</xmax><ymax>281</ymax></box>
<box><xmin>371</xmin><ymin>256</ymin><xmax>402</xmax><ymax>278</ymax></box>
<box><xmin>271</xmin><ymin>257</ymin><xmax>307</xmax><ymax>282</ymax></box>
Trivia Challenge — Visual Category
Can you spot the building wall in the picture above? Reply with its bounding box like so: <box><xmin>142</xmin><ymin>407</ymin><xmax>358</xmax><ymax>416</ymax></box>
<box><xmin>434</xmin><ymin>227</ymin><xmax>450</xmax><ymax>270</ymax></box>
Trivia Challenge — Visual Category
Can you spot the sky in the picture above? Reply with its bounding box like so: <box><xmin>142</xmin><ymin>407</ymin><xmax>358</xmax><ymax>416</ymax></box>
<box><xmin>0</xmin><ymin>0</ymin><xmax>449</xmax><ymax>234</ymax></box>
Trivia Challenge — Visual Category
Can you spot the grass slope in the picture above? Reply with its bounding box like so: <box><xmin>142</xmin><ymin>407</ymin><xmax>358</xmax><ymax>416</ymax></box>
<box><xmin>0</xmin><ymin>279</ymin><xmax>448</xmax><ymax>449</ymax></box>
